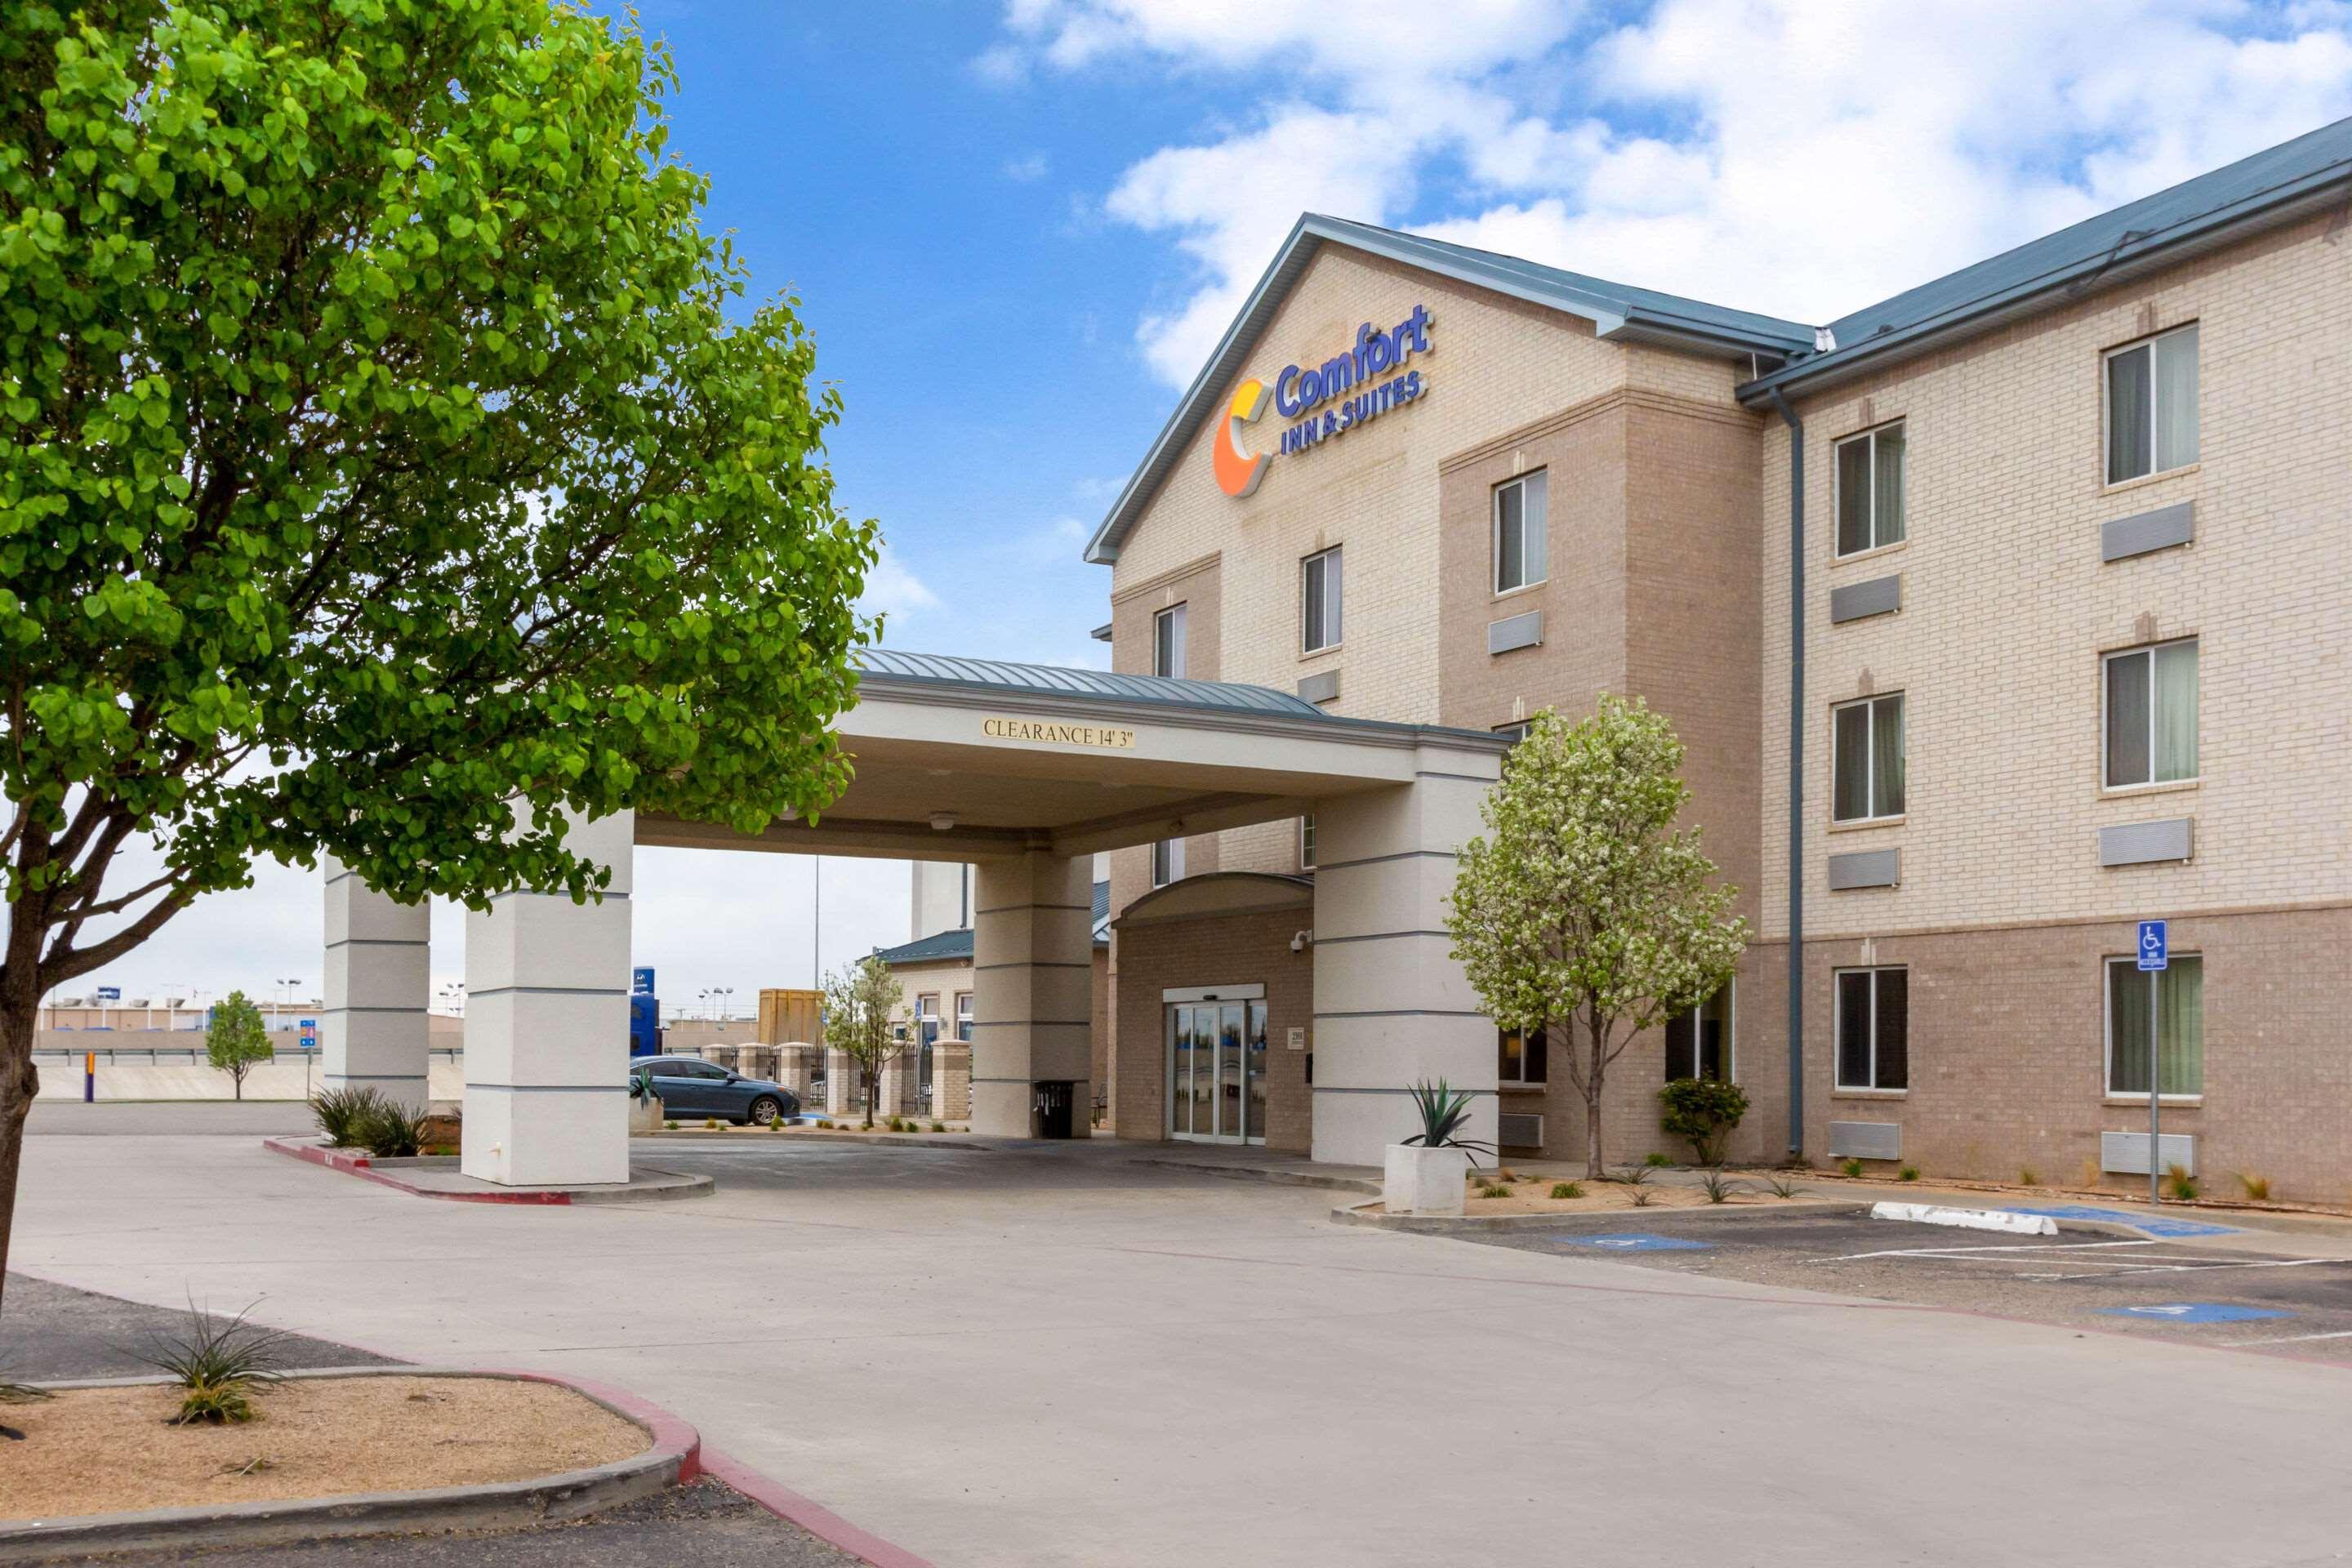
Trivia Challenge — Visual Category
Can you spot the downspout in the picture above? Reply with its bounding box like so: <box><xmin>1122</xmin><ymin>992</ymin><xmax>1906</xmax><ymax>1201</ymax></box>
<box><xmin>1767</xmin><ymin>386</ymin><xmax>1804</xmax><ymax>1159</ymax></box>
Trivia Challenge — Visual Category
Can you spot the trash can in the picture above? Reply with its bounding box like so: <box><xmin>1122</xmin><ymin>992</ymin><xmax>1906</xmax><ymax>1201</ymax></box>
<box><xmin>1031</xmin><ymin>1080</ymin><xmax>1076</xmax><ymax>1140</ymax></box>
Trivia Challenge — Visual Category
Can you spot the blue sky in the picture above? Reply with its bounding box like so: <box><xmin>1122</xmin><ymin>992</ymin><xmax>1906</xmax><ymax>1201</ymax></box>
<box><xmin>85</xmin><ymin>0</ymin><xmax>2352</xmax><ymax>1024</ymax></box>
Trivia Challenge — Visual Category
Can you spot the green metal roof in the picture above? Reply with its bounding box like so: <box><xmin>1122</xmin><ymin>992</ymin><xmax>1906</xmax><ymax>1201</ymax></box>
<box><xmin>1743</xmin><ymin>114</ymin><xmax>2352</xmax><ymax>401</ymax></box>
<box><xmin>872</xmin><ymin>928</ymin><xmax>973</xmax><ymax>965</ymax></box>
<box><xmin>854</xmin><ymin>648</ymin><xmax>1325</xmax><ymax>718</ymax></box>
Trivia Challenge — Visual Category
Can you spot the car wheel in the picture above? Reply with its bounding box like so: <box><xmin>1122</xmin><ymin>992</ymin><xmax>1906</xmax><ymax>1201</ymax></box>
<box><xmin>749</xmin><ymin>1096</ymin><xmax>783</xmax><ymax>1126</ymax></box>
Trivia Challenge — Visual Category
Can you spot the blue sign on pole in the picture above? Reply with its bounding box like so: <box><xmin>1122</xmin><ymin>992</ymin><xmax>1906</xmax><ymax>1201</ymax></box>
<box><xmin>95</xmin><ymin>985</ymin><xmax>122</xmax><ymax>1002</ymax></box>
<box><xmin>631</xmin><ymin>967</ymin><xmax>657</xmax><ymax>996</ymax></box>
<box><xmin>2136</xmin><ymin>920</ymin><xmax>2168</xmax><ymax>972</ymax></box>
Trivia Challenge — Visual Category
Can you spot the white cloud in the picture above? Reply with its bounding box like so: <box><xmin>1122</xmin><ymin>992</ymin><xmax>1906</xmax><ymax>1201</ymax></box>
<box><xmin>860</xmin><ymin>545</ymin><xmax>941</xmax><ymax>632</ymax></box>
<box><xmin>1003</xmin><ymin>151</ymin><xmax>1051</xmax><ymax>182</ymax></box>
<box><xmin>990</xmin><ymin>0</ymin><xmax>2352</xmax><ymax>384</ymax></box>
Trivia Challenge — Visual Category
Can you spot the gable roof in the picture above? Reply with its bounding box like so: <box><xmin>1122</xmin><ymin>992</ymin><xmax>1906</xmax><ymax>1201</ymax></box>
<box><xmin>1083</xmin><ymin>213</ymin><xmax>1815</xmax><ymax>567</ymax></box>
<box><xmin>1740</xmin><ymin>114</ymin><xmax>2352</xmax><ymax>403</ymax></box>
<box><xmin>873</xmin><ymin>927</ymin><xmax>972</xmax><ymax>965</ymax></box>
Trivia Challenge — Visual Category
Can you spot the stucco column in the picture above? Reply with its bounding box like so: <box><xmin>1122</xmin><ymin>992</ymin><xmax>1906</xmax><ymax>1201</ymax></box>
<box><xmin>1308</xmin><ymin>742</ymin><xmax>1503</xmax><ymax>1165</ymax></box>
<box><xmin>320</xmin><ymin>860</ymin><xmax>430</xmax><ymax>1111</ymax></box>
<box><xmin>461</xmin><ymin>808</ymin><xmax>633</xmax><ymax>1186</ymax></box>
<box><xmin>971</xmin><ymin>852</ymin><xmax>1093</xmax><ymax>1137</ymax></box>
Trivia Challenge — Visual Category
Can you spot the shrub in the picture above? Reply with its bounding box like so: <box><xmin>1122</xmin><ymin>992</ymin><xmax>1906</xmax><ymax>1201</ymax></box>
<box><xmin>1897</xmin><ymin>1165</ymin><xmax>1920</xmax><ymax>1183</ymax></box>
<box><xmin>2019</xmin><ymin>1167</ymin><xmax>2041</xmax><ymax>1187</ymax></box>
<box><xmin>664</xmin><ymin>1120</ymin><xmax>679</xmax><ymax>1130</ymax></box>
<box><xmin>1763</xmin><ymin>1173</ymin><xmax>1804</xmax><ymax>1199</ymax></box>
<box><xmin>136</xmin><ymin>1299</ymin><xmax>287</xmax><ymax>1428</ymax></box>
<box><xmin>310</xmin><ymin>1085</ymin><xmax>388</xmax><ymax>1149</ymax></box>
<box><xmin>1550</xmin><ymin>1182</ymin><xmax>1584</xmax><ymax>1200</ymax></box>
<box><xmin>1659</xmin><ymin>1078</ymin><xmax>1749</xmax><ymax>1167</ymax></box>
<box><xmin>1476</xmin><ymin>1183</ymin><xmax>1511</xmax><ymax>1199</ymax></box>
<box><xmin>931</xmin><ymin>1121</ymin><xmax>947</xmax><ymax>1133</ymax></box>
<box><xmin>1628</xmin><ymin>1187</ymin><xmax>1657</xmax><ymax>1207</ymax></box>
<box><xmin>1609</xmin><ymin>1164</ymin><xmax>1655</xmax><ymax>1187</ymax></box>
<box><xmin>703</xmin><ymin>1118</ymin><xmax>721</xmax><ymax>1130</ymax></box>
<box><xmin>1644</xmin><ymin>1152</ymin><xmax>1673</xmax><ymax>1168</ymax></box>
<box><xmin>2236</xmin><ymin>1170</ymin><xmax>2272</xmax><ymax>1201</ymax></box>
<box><xmin>1840</xmin><ymin>1158</ymin><xmax>1864</xmax><ymax>1178</ymax></box>
<box><xmin>351</xmin><ymin>1098</ymin><xmax>430</xmax><ymax>1159</ymax></box>
<box><xmin>2165</xmin><ymin>1163</ymin><xmax>2198</xmax><ymax>1201</ymax></box>
<box><xmin>1699</xmin><ymin>1169</ymin><xmax>1742</xmax><ymax>1204</ymax></box>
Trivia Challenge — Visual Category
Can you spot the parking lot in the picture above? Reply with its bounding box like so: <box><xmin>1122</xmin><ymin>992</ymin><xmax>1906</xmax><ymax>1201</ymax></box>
<box><xmin>1457</xmin><ymin>1204</ymin><xmax>2352</xmax><ymax>1358</ymax></box>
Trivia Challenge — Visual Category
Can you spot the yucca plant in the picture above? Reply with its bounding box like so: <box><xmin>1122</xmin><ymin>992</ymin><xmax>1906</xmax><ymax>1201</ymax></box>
<box><xmin>1628</xmin><ymin>1187</ymin><xmax>1657</xmax><ymax>1207</ymax></box>
<box><xmin>136</xmin><ymin>1299</ymin><xmax>287</xmax><ymax>1427</ymax></box>
<box><xmin>1699</xmin><ymin>1169</ymin><xmax>1744</xmax><ymax>1204</ymax></box>
<box><xmin>1763</xmin><ymin>1173</ymin><xmax>1805</xmax><ymax>1199</ymax></box>
<box><xmin>310</xmin><ymin>1085</ymin><xmax>389</xmax><ymax>1148</ymax></box>
<box><xmin>351</xmin><ymin>1099</ymin><xmax>430</xmax><ymax>1158</ymax></box>
<box><xmin>1399</xmin><ymin>1080</ymin><xmax>1494</xmax><ymax>1164</ymax></box>
<box><xmin>1608</xmin><ymin>1164</ymin><xmax>1655</xmax><ymax>1187</ymax></box>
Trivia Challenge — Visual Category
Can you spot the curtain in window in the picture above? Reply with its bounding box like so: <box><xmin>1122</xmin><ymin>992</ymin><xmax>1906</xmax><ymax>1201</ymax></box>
<box><xmin>1873</xmin><ymin>969</ymin><xmax>1908</xmax><ymax>1089</ymax></box>
<box><xmin>2158</xmin><ymin>957</ymin><xmax>2203</xmax><ymax>1096</ymax></box>
<box><xmin>1836</xmin><ymin>437</ymin><xmax>1873</xmax><ymax>555</ymax></box>
<box><xmin>2154</xmin><ymin>327</ymin><xmax>2199</xmax><ymax>471</ymax></box>
<box><xmin>1325</xmin><ymin>548</ymin><xmax>1342</xmax><ymax>642</ymax></box>
<box><xmin>2106</xmin><ymin>652</ymin><xmax>2151</xmax><ymax>786</ymax></box>
<box><xmin>1873</xmin><ymin>426</ymin><xmax>1905</xmax><ymax>546</ymax></box>
<box><xmin>1303</xmin><ymin>559</ymin><xmax>1325</xmax><ymax>650</ymax></box>
<box><xmin>2107</xmin><ymin>345</ymin><xmax>2152</xmax><ymax>483</ymax></box>
<box><xmin>2109</xmin><ymin>961</ymin><xmax>2152</xmax><ymax>1094</ymax></box>
<box><xmin>1833</xmin><ymin>702</ymin><xmax>1872</xmax><ymax>820</ymax></box>
<box><xmin>1521</xmin><ymin>471</ymin><xmax>1548</xmax><ymax>584</ymax></box>
<box><xmin>1836</xmin><ymin>972</ymin><xmax>1873</xmax><ymax>1089</ymax></box>
<box><xmin>1872</xmin><ymin>695</ymin><xmax>1905</xmax><ymax>817</ymax></box>
<box><xmin>1495</xmin><ymin>483</ymin><xmax>1524</xmax><ymax>591</ymax></box>
<box><xmin>2151</xmin><ymin>640</ymin><xmax>2198</xmax><ymax>782</ymax></box>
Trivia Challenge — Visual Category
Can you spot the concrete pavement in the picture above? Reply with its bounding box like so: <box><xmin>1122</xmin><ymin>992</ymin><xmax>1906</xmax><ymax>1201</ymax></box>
<box><xmin>10</xmin><ymin>1132</ymin><xmax>2352</xmax><ymax>1568</ymax></box>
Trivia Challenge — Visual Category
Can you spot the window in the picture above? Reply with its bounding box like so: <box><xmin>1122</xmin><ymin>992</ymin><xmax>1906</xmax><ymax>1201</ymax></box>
<box><xmin>1664</xmin><ymin>987</ymin><xmax>1733</xmax><ymax>1081</ymax></box>
<box><xmin>1151</xmin><ymin>837</ymin><xmax>1184</xmax><ymax>888</ymax></box>
<box><xmin>1498</xmin><ymin>1026</ymin><xmax>1548</xmax><ymax>1085</ymax></box>
<box><xmin>2104</xmin><ymin>639</ymin><xmax>2198</xmax><ymax>787</ymax></box>
<box><xmin>1302</xmin><ymin>546</ymin><xmax>1343</xmax><ymax>652</ymax></box>
<box><xmin>1492</xmin><ymin>720</ymin><xmax>1531</xmax><ymax>746</ymax></box>
<box><xmin>2106</xmin><ymin>955</ymin><xmax>2203</xmax><ymax>1097</ymax></box>
<box><xmin>1834</xmin><ymin>968</ymin><xmax>1909</xmax><ymax>1090</ymax></box>
<box><xmin>1834</xmin><ymin>422</ymin><xmax>1906</xmax><ymax>556</ymax></box>
<box><xmin>1153</xmin><ymin>603</ymin><xmax>1187</xmax><ymax>679</ymax></box>
<box><xmin>1299</xmin><ymin>814</ymin><xmax>1316</xmax><ymax>871</ymax></box>
<box><xmin>1832</xmin><ymin>693</ymin><xmax>1904</xmax><ymax>822</ymax></box>
<box><xmin>954</xmin><ymin>991</ymin><xmax>973</xmax><ymax>1042</ymax></box>
<box><xmin>2106</xmin><ymin>324</ymin><xmax>2198</xmax><ymax>483</ymax></box>
<box><xmin>1493</xmin><ymin>470</ymin><xmax>1549</xmax><ymax>592</ymax></box>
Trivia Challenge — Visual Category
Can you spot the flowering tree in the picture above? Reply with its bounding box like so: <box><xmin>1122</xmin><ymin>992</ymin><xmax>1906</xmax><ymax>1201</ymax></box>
<box><xmin>1445</xmin><ymin>697</ymin><xmax>1748</xmax><ymax>1178</ymax></box>
<box><xmin>822</xmin><ymin>955</ymin><xmax>901</xmax><ymax>1130</ymax></box>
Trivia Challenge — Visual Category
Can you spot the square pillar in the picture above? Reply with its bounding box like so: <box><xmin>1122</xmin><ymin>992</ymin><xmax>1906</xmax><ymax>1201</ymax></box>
<box><xmin>461</xmin><ymin>809</ymin><xmax>633</xmax><ymax>1186</ymax></box>
<box><xmin>972</xmin><ymin>852</ymin><xmax>1093</xmax><ymax>1138</ymax></box>
<box><xmin>1309</xmin><ymin>745</ymin><xmax>1504</xmax><ymax>1166</ymax></box>
<box><xmin>320</xmin><ymin>861</ymin><xmax>430</xmax><ymax>1110</ymax></box>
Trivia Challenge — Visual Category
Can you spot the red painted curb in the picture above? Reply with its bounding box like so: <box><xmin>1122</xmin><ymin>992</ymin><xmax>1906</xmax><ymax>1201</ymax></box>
<box><xmin>483</xmin><ymin>1369</ymin><xmax>702</xmax><ymax>1485</ymax></box>
<box><xmin>263</xmin><ymin>1137</ymin><xmax>575</xmax><ymax>1205</ymax></box>
<box><xmin>700</xmin><ymin>1447</ymin><xmax>938</xmax><ymax>1568</ymax></box>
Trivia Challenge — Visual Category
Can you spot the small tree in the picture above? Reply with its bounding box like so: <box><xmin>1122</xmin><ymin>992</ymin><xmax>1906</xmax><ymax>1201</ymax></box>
<box><xmin>1446</xmin><ymin>697</ymin><xmax>1748</xmax><ymax>1178</ymax></box>
<box><xmin>822</xmin><ymin>956</ymin><xmax>900</xmax><ymax>1129</ymax></box>
<box><xmin>204</xmin><ymin>991</ymin><xmax>271</xmax><ymax>1101</ymax></box>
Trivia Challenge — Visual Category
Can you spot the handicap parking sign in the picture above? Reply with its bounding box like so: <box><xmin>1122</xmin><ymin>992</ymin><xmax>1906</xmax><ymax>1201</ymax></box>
<box><xmin>2100</xmin><ymin>1303</ymin><xmax>2290</xmax><ymax>1325</ymax></box>
<box><xmin>2136</xmin><ymin>920</ymin><xmax>2168</xmax><ymax>971</ymax></box>
<box><xmin>1552</xmin><ymin>1233</ymin><xmax>1713</xmax><ymax>1252</ymax></box>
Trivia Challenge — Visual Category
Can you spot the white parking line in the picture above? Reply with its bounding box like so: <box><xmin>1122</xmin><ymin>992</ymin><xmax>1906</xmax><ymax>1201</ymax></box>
<box><xmin>1807</xmin><ymin>1241</ymin><xmax>2160</xmax><ymax>1263</ymax></box>
<box><xmin>2224</xmin><ymin>1329</ymin><xmax>2352</xmax><ymax>1348</ymax></box>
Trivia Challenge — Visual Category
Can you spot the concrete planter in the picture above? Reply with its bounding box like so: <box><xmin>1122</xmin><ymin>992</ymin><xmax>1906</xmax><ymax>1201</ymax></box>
<box><xmin>1383</xmin><ymin>1144</ymin><xmax>1469</xmax><ymax>1217</ymax></box>
<box><xmin>628</xmin><ymin>1093</ymin><xmax>665</xmax><ymax>1134</ymax></box>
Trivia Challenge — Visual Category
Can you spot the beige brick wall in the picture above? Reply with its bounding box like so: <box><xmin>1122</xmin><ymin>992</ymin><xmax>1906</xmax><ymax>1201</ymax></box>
<box><xmin>1111</xmin><ymin>907</ymin><xmax>1315</xmax><ymax>1153</ymax></box>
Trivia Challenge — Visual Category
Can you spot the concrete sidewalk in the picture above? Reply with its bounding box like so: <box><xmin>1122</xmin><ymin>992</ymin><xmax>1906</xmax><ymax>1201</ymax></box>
<box><xmin>13</xmin><ymin>1131</ymin><xmax>2352</xmax><ymax>1568</ymax></box>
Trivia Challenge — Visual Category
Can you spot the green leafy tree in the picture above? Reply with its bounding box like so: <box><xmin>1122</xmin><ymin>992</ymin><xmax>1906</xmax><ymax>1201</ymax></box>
<box><xmin>203</xmin><ymin>988</ymin><xmax>270</xmax><ymax>1100</ymax></box>
<box><xmin>0</xmin><ymin>3</ymin><xmax>875</xmax><ymax>1314</ymax></box>
<box><xmin>1446</xmin><ymin>697</ymin><xmax>1748</xmax><ymax>1178</ymax></box>
<box><xmin>822</xmin><ymin>955</ymin><xmax>899</xmax><ymax>1130</ymax></box>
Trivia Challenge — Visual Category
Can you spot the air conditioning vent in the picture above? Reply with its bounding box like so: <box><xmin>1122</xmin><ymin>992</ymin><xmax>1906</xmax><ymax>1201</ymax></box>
<box><xmin>1498</xmin><ymin>1112</ymin><xmax>1544</xmax><ymax>1149</ymax></box>
<box><xmin>1827</xmin><ymin>1120</ymin><xmax>1901</xmax><ymax>1160</ymax></box>
<box><xmin>2102</xmin><ymin>1130</ymin><xmax>2195</xmax><ymax>1176</ymax></box>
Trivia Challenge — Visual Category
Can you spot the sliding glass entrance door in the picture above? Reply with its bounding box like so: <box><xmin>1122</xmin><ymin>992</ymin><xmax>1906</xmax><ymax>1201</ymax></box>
<box><xmin>1167</xmin><ymin>1000</ymin><xmax>1267</xmax><ymax>1144</ymax></box>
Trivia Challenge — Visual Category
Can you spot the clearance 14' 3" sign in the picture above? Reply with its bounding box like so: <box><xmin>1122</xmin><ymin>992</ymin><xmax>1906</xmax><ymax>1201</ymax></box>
<box><xmin>1213</xmin><ymin>304</ymin><xmax>1432</xmax><ymax>498</ymax></box>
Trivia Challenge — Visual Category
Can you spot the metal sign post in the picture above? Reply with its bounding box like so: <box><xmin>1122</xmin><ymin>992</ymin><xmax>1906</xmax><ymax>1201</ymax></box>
<box><xmin>2137</xmin><ymin>920</ymin><xmax>2168</xmax><ymax>1206</ymax></box>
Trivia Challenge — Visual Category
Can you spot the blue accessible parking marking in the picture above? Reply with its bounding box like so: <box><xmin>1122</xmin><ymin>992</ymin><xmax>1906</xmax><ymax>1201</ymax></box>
<box><xmin>1552</xmin><ymin>1233</ymin><xmax>1713</xmax><ymax>1252</ymax></box>
<box><xmin>2003</xmin><ymin>1205</ymin><xmax>2241</xmax><ymax>1239</ymax></box>
<box><xmin>2099</xmin><ymin>1303</ymin><xmax>2293</xmax><ymax>1325</ymax></box>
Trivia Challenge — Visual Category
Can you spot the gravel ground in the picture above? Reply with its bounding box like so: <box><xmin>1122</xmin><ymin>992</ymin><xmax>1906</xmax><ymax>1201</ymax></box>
<box><xmin>3</xmin><ymin>1272</ymin><xmax>392</xmax><ymax>1381</ymax></box>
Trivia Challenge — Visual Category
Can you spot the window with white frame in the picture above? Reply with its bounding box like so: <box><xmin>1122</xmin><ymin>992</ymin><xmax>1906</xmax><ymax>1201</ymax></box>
<box><xmin>1492</xmin><ymin>720</ymin><xmax>1531</xmax><ymax>745</ymax></box>
<box><xmin>2105</xmin><ymin>324</ymin><xmax>2198</xmax><ymax>483</ymax></box>
<box><xmin>2104</xmin><ymin>638</ymin><xmax>2198</xmax><ymax>787</ymax></box>
<box><xmin>1834</xmin><ymin>967</ymin><xmax>1909</xmax><ymax>1090</ymax></box>
<box><xmin>1493</xmin><ymin>470</ymin><xmax>1549</xmax><ymax>593</ymax></box>
<box><xmin>1833</xmin><ymin>422</ymin><xmax>1906</xmax><ymax>556</ymax></box>
<box><xmin>1299</xmin><ymin>814</ymin><xmax>1316</xmax><ymax>871</ymax></box>
<box><xmin>1151</xmin><ymin>837</ymin><xmax>1184</xmax><ymax>888</ymax></box>
<box><xmin>1831</xmin><ymin>693</ymin><xmax>1904</xmax><ymax>822</ymax></box>
<box><xmin>1498</xmin><ymin>1025</ymin><xmax>1547</xmax><ymax>1085</ymax></box>
<box><xmin>1153</xmin><ymin>603</ymin><xmax>1187</xmax><ymax>679</ymax></box>
<box><xmin>954</xmin><ymin>991</ymin><xmax>973</xmax><ymax>1043</ymax></box>
<box><xmin>1302</xmin><ymin>546</ymin><xmax>1342</xmax><ymax>653</ymax></box>
<box><xmin>1663</xmin><ymin>987</ymin><xmax>1733</xmax><ymax>1081</ymax></box>
<box><xmin>2106</xmin><ymin>955</ymin><xmax>2202</xmax><ymax>1097</ymax></box>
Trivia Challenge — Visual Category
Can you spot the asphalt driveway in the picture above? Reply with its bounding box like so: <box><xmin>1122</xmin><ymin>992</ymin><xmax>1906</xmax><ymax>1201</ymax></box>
<box><xmin>11</xmin><ymin>1132</ymin><xmax>2352</xmax><ymax>1568</ymax></box>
